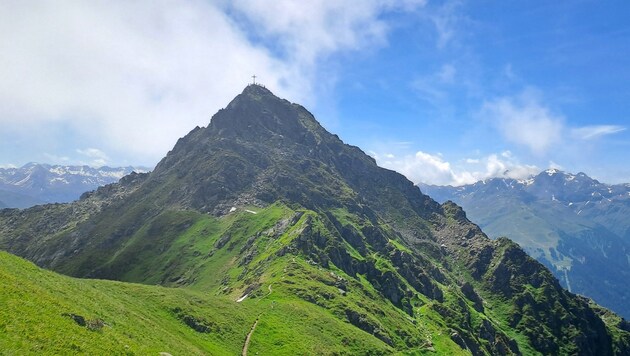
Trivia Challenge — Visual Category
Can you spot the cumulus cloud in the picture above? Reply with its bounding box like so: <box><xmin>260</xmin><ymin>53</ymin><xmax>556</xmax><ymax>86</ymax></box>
<box><xmin>0</xmin><ymin>1</ymin><xmax>425</xmax><ymax>166</ymax></box>
<box><xmin>0</xmin><ymin>1</ymin><xmax>281</xmax><ymax>163</ymax></box>
<box><xmin>373</xmin><ymin>150</ymin><xmax>539</xmax><ymax>186</ymax></box>
<box><xmin>482</xmin><ymin>90</ymin><xmax>564</xmax><ymax>155</ymax></box>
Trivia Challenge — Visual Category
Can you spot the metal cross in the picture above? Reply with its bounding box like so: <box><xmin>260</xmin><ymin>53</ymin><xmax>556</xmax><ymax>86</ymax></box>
<box><xmin>252</xmin><ymin>75</ymin><xmax>257</xmax><ymax>84</ymax></box>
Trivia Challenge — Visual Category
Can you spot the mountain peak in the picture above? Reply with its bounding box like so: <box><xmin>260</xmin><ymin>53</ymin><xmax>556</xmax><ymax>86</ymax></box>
<box><xmin>207</xmin><ymin>84</ymin><xmax>311</xmax><ymax>144</ymax></box>
<box><xmin>241</xmin><ymin>83</ymin><xmax>274</xmax><ymax>97</ymax></box>
<box><xmin>225</xmin><ymin>84</ymin><xmax>285</xmax><ymax>113</ymax></box>
<box><xmin>156</xmin><ymin>86</ymin><xmax>428</xmax><ymax>215</ymax></box>
<box><xmin>543</xmin><ymin>168</ymin><xmax>562</xmax><ymax>176</ymax></box>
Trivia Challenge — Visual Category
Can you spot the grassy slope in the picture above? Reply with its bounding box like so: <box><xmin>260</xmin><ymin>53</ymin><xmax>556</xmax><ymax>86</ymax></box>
<box><xmin>4</xmin><ymin>202</ymin><xmax>628</xmax><ymax>354</ymax></box>
<box><xmin>0</xmin><ymin>250</ymin><xmax>398</xmax><ymax>355</ymax></box>
<box><xmin>0</xmin><ymin>250</ymin><xmax>253</xmax><ymax>355</ymax></box>
<box><xmin>10</xmin><ymin>201</ymin><xmax>625</xmax><ymax>354</ymax></box>
<box><xmin>0</xmin><ymin>203</ymin><xmax>474</xmax><ymax>355</ymax></box>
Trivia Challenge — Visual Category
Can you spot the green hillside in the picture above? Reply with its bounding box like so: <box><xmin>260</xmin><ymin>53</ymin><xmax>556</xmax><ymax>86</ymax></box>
<box><xmin>0</xmin><ymin>201</ymin><xmax>469</xmax><ymax>354</ymax></box>
<box><xmin>4</xmin><ymin>202</ymin><xmax>629</xmax><ymax>354</ymax></box>
<box><xmin>2</xmin><ymin>86</ymin><xmax>630</xmax><ymax>355</ymax></box>
<box><xmin>0</xmin><ymin>248</ymin><xmax>399</xmax><ymax>355</ymax></box>
<box><xmin>0</xmin><ymin>250</ymin><xmax>252</xmax><ymax>355</ymax></box>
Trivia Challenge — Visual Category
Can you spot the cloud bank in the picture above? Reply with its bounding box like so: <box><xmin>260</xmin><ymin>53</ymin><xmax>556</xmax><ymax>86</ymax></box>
<box><xmin>0</xmin><ymin>0</ymin><xmax>424</xmax><ymax>165</ymax></box>
<box><xmin>373</xmin><ymin>150</ymin><xmax>539</xmax><ymax>186</ymax></box>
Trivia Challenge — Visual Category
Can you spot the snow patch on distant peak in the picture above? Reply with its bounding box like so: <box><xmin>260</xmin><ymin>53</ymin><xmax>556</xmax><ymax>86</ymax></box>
<box><xmin>50</xmin><ymin>177</ymin><xmax>69</xmax><ymax>184</ymax></box>
<box><xmin>518</xmin><ymin>177</ymin><xmax>535</xmax><ymax>186</ymax></box>
<box><xmin>14</xmin><ymin>174</ymin><xmax>31</xmax><ymax>186</ymax></box>
<box><xmin>49</xmin><ymin>167</ymin><xmax>67</xmax><ymax>175</ymax></box>
<box><xmin>545</xmin><ymin>168</ymin><xmax>560</xmax><ymax>176</ymax></box>
<box><xmin>98</xmin><ymin>170</ymin><xmax>128</xmax><ymax>179</ymax></box>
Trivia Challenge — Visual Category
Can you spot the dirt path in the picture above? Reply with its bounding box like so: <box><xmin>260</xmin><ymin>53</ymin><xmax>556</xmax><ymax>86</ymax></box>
<box><xmin>242</xmin><ymin>316</ymin><xmax>260</xmax><ymax>356</ymax></box>
<box><xmin>242</xmin><ymin>284</ymin><xmax>274</xmax><ymax>354</ymax></box>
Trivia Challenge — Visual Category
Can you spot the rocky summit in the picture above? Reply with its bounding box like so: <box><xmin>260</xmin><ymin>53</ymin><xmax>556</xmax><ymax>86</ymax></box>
<box><xmin>1</xmin><ymin>85</ymin><xmax>629</xmax><ymax>355</ymax></box>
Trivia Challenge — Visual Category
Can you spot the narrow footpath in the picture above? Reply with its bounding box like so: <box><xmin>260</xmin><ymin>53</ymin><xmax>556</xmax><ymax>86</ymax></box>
<box><xmin>242</xmin><ymin>316</ymin><xmax>260</xmax><ymax>356</ymax></box>
<box><xmin>241</xmin><ymin>283</ymin><xmax>274</xmax><ymax>354</ymax></box>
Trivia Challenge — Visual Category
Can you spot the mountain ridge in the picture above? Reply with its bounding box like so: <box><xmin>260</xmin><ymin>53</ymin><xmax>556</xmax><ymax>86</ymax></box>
<box><xmin>0</xmin><ymin>163</ymin><xmax>150</xmax><ymax>208</ymax></box>
<box><xmin>420</xmin><ymin>170</ymin><xmax>630</xmax><ymax>319</ymax></box>
<box><xmin>1</xmin><ymin>85</ymin><xmax>629</xmax><ymax>354</ymax></box>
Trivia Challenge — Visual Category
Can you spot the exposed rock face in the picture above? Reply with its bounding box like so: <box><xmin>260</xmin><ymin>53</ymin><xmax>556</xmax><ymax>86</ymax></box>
<box><xmin>1</xmin><ymin>85</ymin><xmax>629</xmax><ymax>354</ymax></box>
<box><xmin>421</xmin><ymin>171</ymin><xmax>630</xmax><ymax>319</ymax></box>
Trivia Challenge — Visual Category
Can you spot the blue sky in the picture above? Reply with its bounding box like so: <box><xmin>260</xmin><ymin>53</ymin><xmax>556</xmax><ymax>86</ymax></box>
<box><xmin>1</xmin><ymin>1</ymin><xmax>629</xmax><ymax>185</ymax></box>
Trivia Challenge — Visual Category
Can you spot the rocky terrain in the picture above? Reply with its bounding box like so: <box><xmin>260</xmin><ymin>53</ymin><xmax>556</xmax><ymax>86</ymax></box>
<box><xmin>1</xmin><ymin>85</ymin><xmax>629</xmax><ymax>354</ymax></box>
<box><xmin>421</xmin><ymin>170</ymin><xmax>630</xmax><ymax>319</ymax></box>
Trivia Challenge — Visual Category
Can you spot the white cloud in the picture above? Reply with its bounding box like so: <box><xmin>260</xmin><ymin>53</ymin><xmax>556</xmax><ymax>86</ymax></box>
<box><xmin>481</xmin><ymin>153</ymin><xmax>539</xmax><ymax>180</ymax></box>
<box><xmin>228</xmin><ymin>0</ymin><xmax>425</xmax><ymax>66</ymax></box>
<box><xmin>77</xmin><ymin>148</ymin><xmax>110</xmax><ymax>167</ymax></box>
<box><xmin>482</xmin><ymin>90</ymin><xmax>564</xmax><ymax>155</ymax></box>
<box><xmin>482</xmin><ymin>90</ymin><xmax>626</xmax><ymax>156</ymax></box>
<box><xmin>0</xmin><ymin>1</ymin><xmax>280</xmax><ymax>163</ymax></box>
<box><xmin>374</xmin><ymin>150</ymin><xmax>539</xmax><ymax>186</ymax></box>
<box><xmin>0</xmin><ymin>1</ymin><xmax>425</xmax><ymax>165</ymax></box>
<box><xmin>571</xmin><ymin>125</ymin><xmax>626</xmax><ymax>140</ymax></box>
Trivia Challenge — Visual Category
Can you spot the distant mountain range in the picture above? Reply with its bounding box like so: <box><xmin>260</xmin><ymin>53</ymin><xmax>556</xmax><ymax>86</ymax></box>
<box><xmin>0</xmin><ymin>163</ymin><xmax>150</xmax><ymax>208</ymax></box>
<box><xmin>420</xmin><ymin>169</ymin><xmax>630</xmax><ymax>319</ymax></box>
